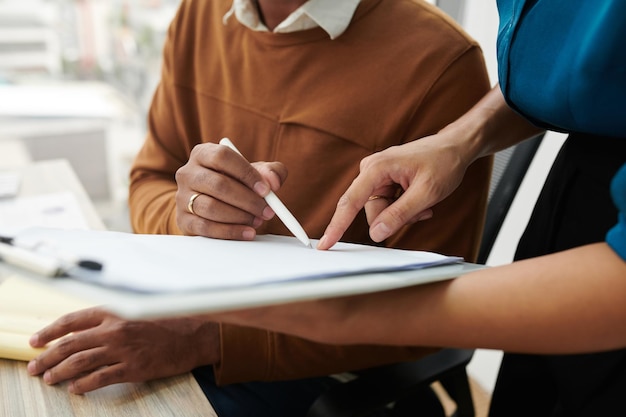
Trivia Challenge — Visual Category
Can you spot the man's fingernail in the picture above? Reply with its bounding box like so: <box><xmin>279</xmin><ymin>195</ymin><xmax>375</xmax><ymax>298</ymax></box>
<box><xmin>27</xmin><ymin>360</ymin><xmax>36</xmax><ymax>374</ymax></box>
<box><xmin>262</xmin><ymin>206</ymin><xmax>274</xmax><ymax>219</ymax></box>
<box><xmin>242</xmin><ymin>229</ymin><xmax>256</xmax><ymax>240</ymax></box>
<box><xmin>317</xmin><ymin>235</ymin><xmax>328</xmax><ymax>250</ymax></box>
<box><xmin>371</xmin><ymin>222</ymin><xmax>390</xmax><ymax>242</ymax></box>
<box><xmin>253</xmin><ymin>182</ymin><xmax>269</xmax><ymax>196</ymax></box>
<box><xmin>29</xmin><ymin>334</ymin><xmax>39</xmax><ymax>346</ymax></box>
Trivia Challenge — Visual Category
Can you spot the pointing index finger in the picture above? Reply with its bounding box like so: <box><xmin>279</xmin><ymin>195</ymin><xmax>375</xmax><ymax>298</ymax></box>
<box><xmin>317</xmin><ymin>173</ymin><xmax>377</xmax><ymax>250</ymax></box>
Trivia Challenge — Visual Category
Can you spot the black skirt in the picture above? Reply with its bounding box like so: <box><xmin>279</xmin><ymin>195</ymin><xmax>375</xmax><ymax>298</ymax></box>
<box><xmin>489</xmin><ymin>133</ymin><xmax>626</xmax><ymax>417</ymax></box>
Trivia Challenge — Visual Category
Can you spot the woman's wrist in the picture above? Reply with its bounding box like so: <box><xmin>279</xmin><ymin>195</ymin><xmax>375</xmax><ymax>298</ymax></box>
<box><xmin>438</xmin><ymin>85</ymin><xmax>543</xmax><ymax>165</ymax></box>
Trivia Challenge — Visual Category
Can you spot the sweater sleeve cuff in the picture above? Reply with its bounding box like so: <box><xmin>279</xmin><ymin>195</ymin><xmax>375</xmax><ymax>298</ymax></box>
<box><xmin>213</xmin><ymin>323</ymin><xmax>272</xmax><ymax>385</ymax></box>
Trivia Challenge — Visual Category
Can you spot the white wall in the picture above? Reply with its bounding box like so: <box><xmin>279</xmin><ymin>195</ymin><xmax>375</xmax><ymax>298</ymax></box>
<box><xmin>461</xmin><ymin>0</ymin><xmax>500</xmax><ymax>85</ymax></box>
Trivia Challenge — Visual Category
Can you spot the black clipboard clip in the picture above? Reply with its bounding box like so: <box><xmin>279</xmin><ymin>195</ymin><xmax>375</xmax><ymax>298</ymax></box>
<box><xmin>0</xmin><ymin>235</ymin><xmax>102</xmax><ymax>277</ymax></box>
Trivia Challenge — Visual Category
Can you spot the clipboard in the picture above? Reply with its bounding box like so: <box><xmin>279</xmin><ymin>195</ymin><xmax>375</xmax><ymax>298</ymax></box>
<box><xmin>1</xmin><ymin>261</ymin><xmax>484</xmax><ymax>320</ymax></box>
<box><xmin>0</xmin><ymin>227</ymin><xmax>486</xmax><ymax>319</ymax></box>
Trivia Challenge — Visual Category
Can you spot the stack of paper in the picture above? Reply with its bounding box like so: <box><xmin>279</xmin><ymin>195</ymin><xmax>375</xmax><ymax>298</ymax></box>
<box><xmin>10</xmin><ymin>227</ymin><xmax>463</xmax><ymax>294</ymax></box>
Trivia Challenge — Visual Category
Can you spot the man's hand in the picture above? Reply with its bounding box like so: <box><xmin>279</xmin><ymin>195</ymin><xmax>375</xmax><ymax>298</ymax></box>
<box><xmin>175</xmin><ymin>142</ymin><xmax>288</xmax><ymax>240</ymax></box>
<box><xmin>27</xmin><ymin>307</ymin><xmax>220</xmax><ymax>394</ymax></box>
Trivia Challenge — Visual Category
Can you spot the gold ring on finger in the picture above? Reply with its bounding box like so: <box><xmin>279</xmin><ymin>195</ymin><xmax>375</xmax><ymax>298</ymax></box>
<box><xmin>187</xmin><ymin>193</ymin><xmax>201</xmax><ymax>215</ymax></box>
<box><xmin>367</xmin><ymin>195</ymin><xmax>387</xmax><ymax>202</ymax></box>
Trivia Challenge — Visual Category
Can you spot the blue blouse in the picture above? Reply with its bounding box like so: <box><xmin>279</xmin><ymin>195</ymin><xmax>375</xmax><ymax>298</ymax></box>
<box><xmin>496</xmin><ymin>0</ymin><xmax>626</xmax><ymax>137</ymax></box>
<box><xmin>496</xmin><ymin>0</ymin><xmax>626</xmax><ymax>260</ymax></box>
<box><xmin>607</xmin><ymin>164</ymin><xmax>626</xmax><ymax>260</ymax></box>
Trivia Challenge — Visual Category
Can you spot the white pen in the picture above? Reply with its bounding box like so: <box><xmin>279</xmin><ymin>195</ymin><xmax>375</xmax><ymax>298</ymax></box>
<box><xmin>219</xmin><ymin>138</ymin><xmax>312</xmax><ymax>248</ymax></box>
<box><xmin>0</xmin><ymin>239</ymin><xmax>63</xmax><ymax>276</ymax></box>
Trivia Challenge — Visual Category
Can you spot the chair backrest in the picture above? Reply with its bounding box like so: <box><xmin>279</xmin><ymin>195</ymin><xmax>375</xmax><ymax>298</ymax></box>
<box><xmin>476</xmin><ymin>134</ymin><xmax>544</xmax><ymax>264</ymax></box>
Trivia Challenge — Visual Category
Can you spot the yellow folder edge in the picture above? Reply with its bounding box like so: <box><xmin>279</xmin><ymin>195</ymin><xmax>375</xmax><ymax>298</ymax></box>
<box><xmin>0</xmin><ymin>332</ymin><xmax>46</xmax><ymax>361</ymax></box>
<box><xmin>0</xmin><ymin>276</ymin><xmax>95</xmax><ymax>362</ymax></box>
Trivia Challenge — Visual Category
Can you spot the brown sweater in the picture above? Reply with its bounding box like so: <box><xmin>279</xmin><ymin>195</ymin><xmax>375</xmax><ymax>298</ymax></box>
<box><xmin>130</xmin><ymin>0</ymin><xmax>492</xmax><ymax>385</ymax></box>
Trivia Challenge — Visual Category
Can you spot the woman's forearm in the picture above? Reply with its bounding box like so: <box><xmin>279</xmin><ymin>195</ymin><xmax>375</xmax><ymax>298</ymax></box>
<box><xmin>333</xmin><ymin>243</ymin><xmax>626</xmax><ymax>353</ymax></box>
<box><xmin>439</xmin><ymin>85</ymin><xmax>544</xmax><ymax>166</ymax></box>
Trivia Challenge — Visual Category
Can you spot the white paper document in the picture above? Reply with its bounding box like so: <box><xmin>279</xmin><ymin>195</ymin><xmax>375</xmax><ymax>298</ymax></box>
<box><xmin>10</xmin><ymin>227</ymin><xmax>462</xmax><ymax>294</ymax></box>
<box><xmin>0</xmin><ymin>172</ymin><xmax>21</xmax><ymax>198</ymax></box>
<box><xmin>0</xmin><ymin>192</ymin><xmax>89</xmax><ymax>235</ymax></box>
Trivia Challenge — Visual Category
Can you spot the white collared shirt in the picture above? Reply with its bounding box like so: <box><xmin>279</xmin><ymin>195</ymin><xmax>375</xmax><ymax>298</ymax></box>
<box><xmin>223</xmin><ymin>0</ymin><xmax>362</xmax><ymax>39</ymax></box>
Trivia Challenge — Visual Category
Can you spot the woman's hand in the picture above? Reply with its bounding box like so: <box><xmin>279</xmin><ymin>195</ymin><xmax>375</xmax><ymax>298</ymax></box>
<box><xmin>318</xmin><ymin>132</ymin><xmax>470</xmax><ymax>249</ymax></box>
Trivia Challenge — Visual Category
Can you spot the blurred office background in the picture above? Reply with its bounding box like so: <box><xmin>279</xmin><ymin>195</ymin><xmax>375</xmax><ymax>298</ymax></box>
<box><xmin>2</xmin><ymin>0</ymin><xmax>560</xmax><ymax>402</ymax></box>
<box><xmin>0</xmin><ymin>0</ymin><xmax>501</xmax><ymax>232</ymax></box>
<box><xmin>0</xmin><ymin>0</ymin><xmax>180</xmax><ymax>231</ymax></box>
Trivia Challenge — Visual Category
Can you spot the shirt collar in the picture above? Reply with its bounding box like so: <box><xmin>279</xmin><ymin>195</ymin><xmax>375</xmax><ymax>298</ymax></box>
<box><xmin>223</xmin><ymin>0</ymin><xmax>362</xmax><ymax>40</ymax></box>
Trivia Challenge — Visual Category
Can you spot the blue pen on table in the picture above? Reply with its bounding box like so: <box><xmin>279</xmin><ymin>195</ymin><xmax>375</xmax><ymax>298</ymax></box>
<box><xmin>219</xmin><ymin>138</ymin><xmax>313</xmax><ymax>248</ymax></box>
<box><xmin>0</xmin><ymin>236</ymin><xmax>103</xmax><ymax>277</ymax></box>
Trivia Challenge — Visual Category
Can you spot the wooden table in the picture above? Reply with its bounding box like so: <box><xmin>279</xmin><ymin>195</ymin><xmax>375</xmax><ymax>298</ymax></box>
<box><xmin>0</xmin><ymin>159</ymin><xmax>217</xmax><ymax>417</ymax></box>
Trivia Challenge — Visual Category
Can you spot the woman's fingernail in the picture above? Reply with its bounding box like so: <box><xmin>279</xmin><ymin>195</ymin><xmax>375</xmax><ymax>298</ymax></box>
<box><xmin>29</xmin><ymin>334</ymin><xmax>39</xmax><ymax>346</ymax></box>
<box><xmin>371</xmin><ymin>222</ymin><xmax>390</xmax><ymax>242</ymax></box>
<box><xmin>417</xmin><ymin>211</ymin><xmax>433</xmax><ymax>221</ymax></box>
